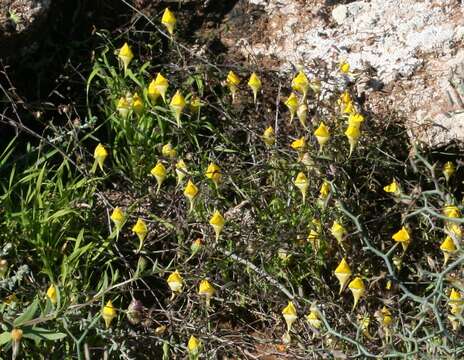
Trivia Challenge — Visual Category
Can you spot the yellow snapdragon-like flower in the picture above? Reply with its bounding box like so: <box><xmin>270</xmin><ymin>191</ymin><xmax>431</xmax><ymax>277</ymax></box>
<box><xmin>198</xmin><ymin>279</ymin><xmax>215</xmax><ymax>307</ymax></box>
<box><xmin>161</xmin><ymin>8</ymin><xmax>176</xmax><ymax>35</ymax></box>
<box><xmin>132</xmin><ymin>93</ymin><xmax>144</xmax><ymax>115</ymax></box>
<box><xmin>392</xmin><ymin>226</ymin><xmax>411</xmax><ymax>251</ymax></box>
<box><xmin>151</xmin><ymin>162</ymin><xmax>167</xmax><ymax>192</ymax></box>
<box><xmin>248</xmin><ymin>72</ymin><xmax>261</xmax><ymax>103</ymax></box>
<box><xmin>175</xmin><ymin>159</ymin><xmax>188</xmax><ymax>184</ymax></box>
<box><xmin>282</xmin><ymin>301</ymin><xmax>298</xmax><ymax>334</ymax></box>
<box><xmin>334</xmin><ymin>258</ymin><xmax>351</xmax><ymax>294</ymax></box>
<box><xmin>46</xmin><ymin>284</ymin><xmax>57</xmax><ymax>305</ymax></box>
<box><xmin>116</xmin><ymin>97</ymin><xmax>130</xmax><ymax>117</ymax></box>
<box><xmin>331</xmin><ymin>221</ymin><xmax>347</xmax><ymax>245</ymax></box>
<box><xmin>184</xmin><ymin>180</ymin><xmax>199</xmax><ymax>213</ymax></box>
<box><xmin>167</xmin><ymin>270</ymin><xmax>184</xmax><ymax>298</ymax></box>
<box><xmin>345</xmin><ymin>125</ymin><xmax>361</xmax><ymax>157</ymax></box>
<box><xmin>170</xmin><ymin>90</ymin><xmax>186</xmax><ymax>127</ymax></box>
<box><xmin>132</xmin><ymin>218</ymin><xmax>148</xmax><ymax>251</ymax></box>
<box><xmin>314</xmin><ymin>122</ymin><xmax>330</xmax><ymax>152</ymax></box>
<box><xmin>161</xmin><ymin>143</ymin><xmax>177</xmax><ymax>159</ymax></box>
<box><xmin>294</xmin><ymin>172</ymin><xmax>309</xmax><ymax>204</ymax></box>
<box><xmin>285</xmin><ymin>93</ymin><xmax>299</xmax><ymax>124</ymax></box>
<box><xmin>291</xmin><ymin>71</ymin><xmax>309</xmax><ymax>99</ymax></box>
<box><xmin>149</xmin><ymin>73</ymin><xmax>169</xmax><ymax>103</ymax></box>
<box><xmin>383</xmin><ymin>179</ymin><xmax>401</xmax><ymax>196</ymax></box>
<box><xmin>348</xmin><ymin>277</ymin><xmax>365</xmax><ymax>310</ymax></box>
<box><xmin>443</xmin><ymin>161</ymin><xmax>455</xmax><ymax>182</ymax></box>
<box><xmin>110</xmin><ymin>207</ymin><xmax>125</xmax><ymax>231</ymax></box>
<box><xmin>296</xmin><ymin>104</ymin><xmax>308</xmax><ymax>128</ymax></box>
<box><xmin>339</xmin><ymin>61</ymin><xmax>350</xmax><ymax>74</ymax></box>
<box><xmin>440</xmin><ymin>236</ymin><xmax>456</xmax><ymax>266</ymax></box>
<box><xmin>209</xmin><ymin>210</ymin><xmax>225</xmax><ymax>241</ymax></box>
<box><xmin>188</xmin><ymin>335</ymin><xmax>201</xmax><ymax>356</ymax></box>
<box><xmin>226</xmin><ymin>71</ymin><xmax>240</xmax><ymax>102</ymax></box>
<box><xmin>290</xmin><ymin>137</ymin><xmax>305</xmax><ymax>151</ymax></box>
<box><xmin>118</xmin><ymin>43</ymin><xmax>133</xmax><ymax>72</ymax></box>
<box><xmin>102</xmin><ymin>300</ymin><xmax>117</xmax><ymax>328</ymax></box>
<box><xmin>93</xmin><ymin>143</ymin><xmax>108</xmax><ymax>173</ymax></box>
<box><xmin>262</xmin><ymin>126</ymin><xmax>275</xmax><ymax>147</ymax></box>
<box><xmin>205</xmin><ymin>163</ymin><xmax>221</xmax><ymax>188</ymax></box>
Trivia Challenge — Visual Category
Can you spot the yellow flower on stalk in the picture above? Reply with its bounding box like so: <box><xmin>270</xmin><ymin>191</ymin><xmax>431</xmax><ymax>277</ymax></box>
<box><xmin>443</xmin><ymin>161</ymin><xmax>455</xmax><ymax>182</ymax></box>
<box><xmin>170</xmin><ymin>90</ymin><xmax>186</xmax><ymax>127</ymax></box>
<box><xmin>306</xmin><ymin>309</ymin><xmax>322</xmax><ymax>329</ymax></box>
<box><xmin>162</xmin><ymin>143</ymin><xmax>177</xmax><ymax>159</ymax></box>
<box><xmin>314</xmin><ymin>122</ymin><xmax>330</xmax><ymax>152</ymax></box>
<box><xmin>93</xmin><ymin>143</ymin><xmax>108</xmax><ymax>173</ymax></box>
<box><xmin>209</xmin><ymin>210</ymin><xmax>225</xmax><ymax>241</ymax></box>
<box><xmin>348</xmin><ymin>277</ymin><xmax>365</xmax><ymax>310</ymax></box>
<box><xmin>339</xmin><ymin>90</ymin><xmax>351</xmax><ymax>105</ymax></box>
<box><xmin>294</xmin><ymin>172</ymin><xmax>309</xmax><ymax>204</ymax></box>
<box><xmin>226</xmin><ymin>71</ymin><xmax>240</xmax><ymax>102</ymax></box>
<box><xmin>297</xmin><ymin>104</ymin><xmax>308</xmax><ymax>128</ymax></box>
<box><xmin>148</xmin><ymin>73</ymin><xmax>169</xmax><ymax>103</ymax></box>
<box><xmin>282</xmin><ymin>301</ymin><xmax>298</xmax><ymax>334</ymax></box>
<box><xmin>342</xmin><ymin>100</ymin><xmax>355</xmax><ymax>115</ymax></box>
<box><xmin>116</xmin><ymin>97</ymin><xmax>130</xmax><ymax>117</ymax></box>
<box><xmin>188</xmin><ymin>335</ymin><xmax>201</xmax><ymax>356</ymax></box>
<box><xmin>446</xmin><ymin>223</ymin><xmax>462</xmax><ymax>241</ymax></box>
<box><xmin>132</xmin><ymin>218</ymin><xmax>148</xmax><ymax>251</ymax></box>
<box><xmin>198</xmin><ymin>279</ymin><xmax>215</xmax><ymax>307</ymax></box>
<box><xmin>450</xmin><ymin>289</ymin><xmax>463</xmax><ymax>310</ymax></box>
<box><xmin>339</xmin><ymin>61</ymin><xmax>350</xmax><ymax>74</ymax></box>
<box><xmin>46</xmin><ymin>284</ymin><xmax>57</xmax><ymax>304</ymax></box>
<box><xmin>102</xmin><ymin>300</ymin><xmax>117</xmax><ymax>328</ymax></box>
<box><xmin>285</xmin><ymin>93</ymin><xmax>299</xmax><ymax>124</ymax></box>
<box><xmin>118</xmin><ymin>42</ymin><xmax>134</xmax><ymax>72</ymax></box>
<box><xmin>334</xmin><ymin>258</ymin><xmax>351</xmax><ymax>294</ymax></box>
<box><xmin>348</xmin><ymin>113</ymin><xmax>364</xmax><ymax>128</ymax></box>
<box><xmin>175</xmin><ymin>159</ymin><xmax>188</xmax><ymax>184</ymax></box>
<box><xmin>331</xmin><ymin>221</ymin><xmax>347</xmax><ymax>245</ymax></box>
<box><xmin>248</xmin><ymin>72</ymin><xmax>262</xmax><ymax>103</ymax></box>
<box><xmin>151</xmin><ymin>162</ymin><xmax>167</xmax><ymax>192</ymax></box>
<box><xmin>262</xmin><ymin>126</ymin><xmax>275</xmax><ymax>147</ymax></box>
<box><xmin>205</xmin><ymin>163</ymin><xmax>221</xmax><ymax>188</ymax></box>
<box><xmin>110</xmin><ymin>207</ymin><xmax>125</xmax><ymax>231</ymax></box>
<box><xmin>184</xmin><ymin>180</ymin><xmax>199</xmax><ymax>213</ymax></box>
<box><xmin>189</xmin><ymin>95</ymin><xmax>202</xmax><ymax>113</ymax></box>
<box><xmin>132</xmin><ymin>93</ymin><xmax>144</xmax><ymax>115</ymax></box>
<box><xmin>167</xmin><ymin>270</ymin><xmax>183</xmax><ymax>298</ymax></box>
<box><xmin>383</xmin><ymin>179</ymin><xmax>401</xmax><ymax>196</ymax></box>
<box><xmin>392</xmin><ymin>226</ymin><xmax>411</xmax><ymax>251</ymax></box>
<box><xmin>161</xmin><ymin>8</ymin><xmax>176</xmax><ymax>35</ymax></box>
<box><xmin>345</xmin><ymin>124</ymin><xmax>361</xmax><ymax>157</ymax></box>
<box><xmin>378</xmin><ymin>306</ymin><xmax>393</xmax><ymax>328</ymax></box>
<box><xmin>440</xmin><ymin>236</ymin><xmax>457</xmax><ymax>266</ymax></box>
<box><xmin>290</xmin><ymin>137</ymin><xmax>305</xmax><ymax>151</ymax></box>
<box><xmin>291</xmin><ymin>71</ymin><xmax>309</xmax><ymax>99</ymax></box>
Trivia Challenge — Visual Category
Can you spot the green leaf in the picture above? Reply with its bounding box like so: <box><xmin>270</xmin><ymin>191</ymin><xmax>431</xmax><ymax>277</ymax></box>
<box><xmin>23</xmin><ymin>328</ymin><xmax>67</xmax><ymax>342</ymax></box>
<box><xmin>14</xmin><ymin>298</ymin><xmax>39</xmax><ymax>327</ymax></box>
<box><xmin>0</xmin><ymin>331</ymin><xmax>11</xmax><ymax>345</ymax></box>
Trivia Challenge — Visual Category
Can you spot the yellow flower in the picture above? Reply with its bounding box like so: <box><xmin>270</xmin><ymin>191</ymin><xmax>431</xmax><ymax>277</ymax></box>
<box><xmin>383</xmin><ymin>179</ymin><xmax>400</xmax><ymax>196</ymax></box>
<box><xmin>205</xmin><ymin>163</ymin><xmax>221</xmax><ymax>188</ymax></box>
<box><xmin>132</xmin><ymin>93</ymin><xmax>144</xmax><ymax>115</ymax></box>
<box><xmin>379</xmin><ymin>306</ymin><xmax>393</xmax><ymax>327</ymax></box>
<box><xmin>443</xmin><ymin>204</ymin><xmax>461</xmax><ymax>219</ymax></box>
<box><xmin>116</xmin><ymin>97</ymin><xmax>130</xmax><ymax>117</ymax></box>
<box><xmin>339</xmin><ymin>61</ymin><xmax>350</xmax><ymax>74</ymax></box>
<box><xmin>132</xmin><ymin>218</ymin><xmax>148</xmax><ymax>251</ymax></box>
<box><xmin>188</xmin><ymin>335</ymin><xmax>201</xmax><ymax>356</ymax></box>
<box><xmin>339</xmin><ymin>90</ymin><xmax>351</xmax><ymax>105</ymax></box>
<box><xmin>148</xmin><ymin>73</ymin><xmax>169</xmax><ymax>103</ymax></box>
<box><xmin>345</xmin><ymin>125</ymin><xmax>361</xmax><ymax>156</ymax></box>
<box><xmin>446</xmin><ymin>223</ymin><xmax>462</xmax><ymax>241</ymax></box>
<box><xmin>285</xmin><ymin>93</ymin><xmax>299</xmax><ymax>124</ymax></box>
<box><xmin>262</xmin><ymin>126</ymin><xmax>275</xmax><ymax>147</ymax></box>
<box><xmin>348</xmin><ymin>277</ymin><xmax>365</xmax><ymax>310</ymax></box>
<box><xmin>226</xmin><ymin>71</ymin><xmax>240</xmax><ymax>102</ymax></box>
<box><xmin>110</xmin><ymin>207</ymin><xmax>125</xmax><ymax>230</ymax></box>
<box><xmin>314</xmin><ymin>122</ymin><xmax>330</xmax><ymax>152</ymax></box>
<box><xmin>290</xmin><ymin>137</ymin><xmax>305</xmax><ymax>151</ymax></box>
<box><xmin>306</xmin><ymin>309</ymin><xmax>322</xmax><ymax>329</ymax></box>
<box><xmin>191</xmin><ymin>238</ymin><xmax>203</xmax><ymax>255</ymax></box>
<box><xmin>248</xmin><ymin>72</ymin><xmax>261</xmax><ymax>103</ymax></box>
<box><xmin>291</xmin><ymin>71</ymin><xmax>309</xmax><ymax>99</ymax></box>
<box><xmin>162</xmin><ymin>143</ymin><xmax>177</xmax><ymax>159</ymax></box>
<box><xmin>102</xmin><ymin>300</ymin><xmax>117</xmax><ymax>328</ymax></box>
<box><xmin>209</xmin><ymin>210</ymin><xmax>225</xmax><ymax>241</ymax></box>
<box><xmin>440</xmin><ymin>236</ymin><xmax>457</xmax><ymax>266</ymax></box>
<box><xmin>170</xmin><ymin>90</ymin><xmax>186</xmax><ymax>127</ymax></box>
<box><xmin>331</xmin><ymin>221</ymin><xmax>347</xmax><ymax>245</ymax></box>
<box><xmin>198</xmin><ymin>279</ymin><xmax>215</xmax><ymax>307</ymax></box>
<box><xmin>11</xmin><ymin>328</ymin><xmax>23</xmax><ymax>343</ymax></box>
<box><xmin>342</xmin><ymin>100</ymin><xmax>355</xmax><ymax>115</ymax></box>
<box><xmin>151</xmin><ymin>162</ymin><xmax>167</xmax><ymax>192</ymax></box>
<box><xmin>319</xmin><ymin>180</ymin><xmax>330</xmax><ymax>199</ymax></box>
<box><xmin>334</xmin><ymin>258</ymin><xmax>351</xmax><ymax>294</ymax></box>
<box><xmin>294</xmin><ymin>172</ymin><xmax>309</xmax><ymax>204</ymax></box>
<box><xmin>161</xmin><ymin>8</ymin><xmax>176</xmax><ymax>35</ymax></box>
<box><xmin>392</xmin><ymin>226</ymin><xmax>410</xmax><ymax>251</ymax></box>
<box><xmin>307</xmin><ymin>229</ymin><xmax>320</xmax><ymax>252</ymax></box>
<box><xmin>93</xmin><ymin>143</ymin><xmax>108</xmax><ymax>173</ymax></box>
<box><xmin>175</xmin><ymin>159</ymin><xmax>188</xmax><ymax>184</ymax></box>
<box><xmin>443</xmin><ymin>161</ymin><xmax>455</xmax><ymax>182</ymax></box>
<box><xmin>348</xmin><ymin>113</ymin><xmax>364</xmax><ymax>128</ymax></box>
<box><xmin>297</xmin><ymin>104</ymin><xmax>308</xmax><ymax>128</ymax></box>
<box><xmin>184</xmin><ymin>180</ymin><xmax>199</xmax><ymax>213</ymax></box>
<box><xmin>167</xmin><ymin>270</ymin><xmax>183</xmax><ymax>297</ymax></box>
<box><xmin>46</xmin><ymin>284</ymin><xmax>57</xmax><ymax>305</ymax></box>
<box><xmin>189</xmin><ymin>95</ymin><xmax>203</xmax><ymax>113</ymax></box>
<box><xmin>282</xmin><ymin>301</ymin><xmax>298</xmax><ymax>333</ymax></box>
<box><xmin>118</xmin><ymin>42</ymin><xmax>134</xmax><ymax>72</ymax></box>
<box><xmin>449</xmin><ymin>289</ymin><xmax>463</xmax><ymax>318</ymax></box>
